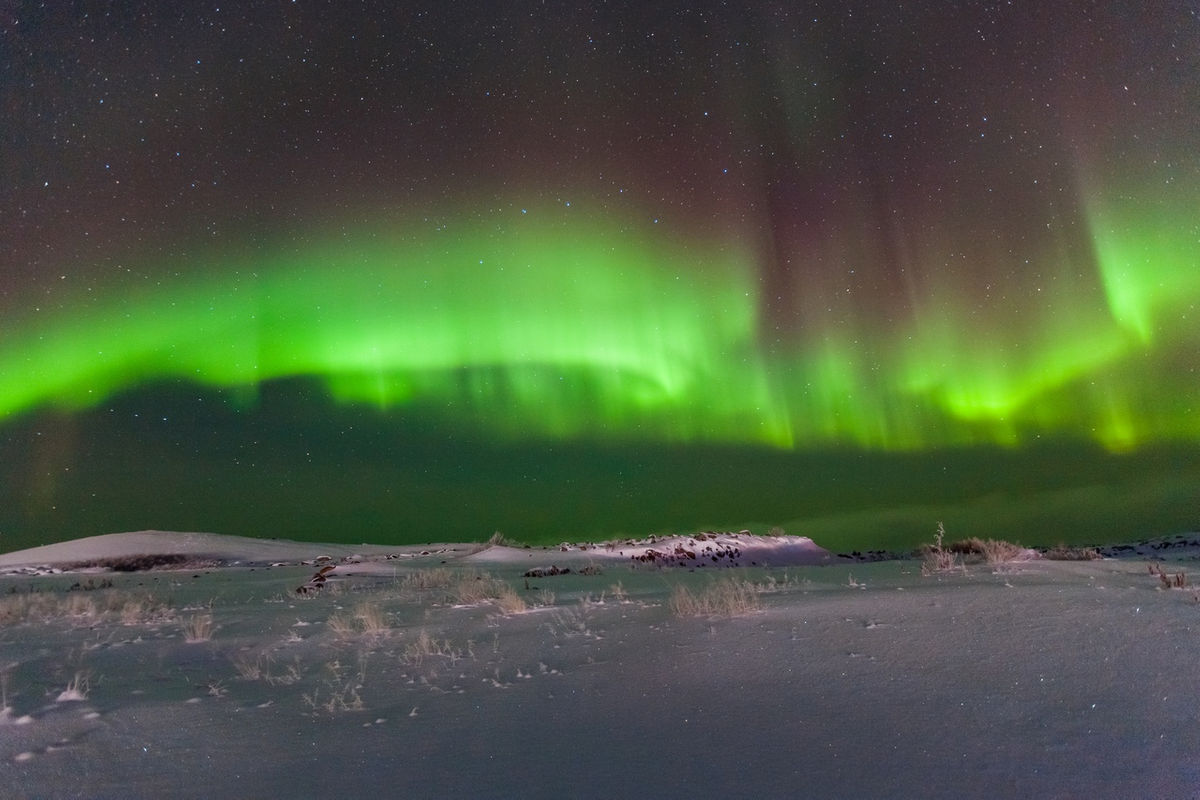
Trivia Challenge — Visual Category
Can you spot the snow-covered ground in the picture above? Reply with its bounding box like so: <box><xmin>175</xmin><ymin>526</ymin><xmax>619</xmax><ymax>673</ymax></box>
<box><xmin>2</xmin><ymin>530</ymin><xmax>1199</xmax><ymax>797</ymax></box>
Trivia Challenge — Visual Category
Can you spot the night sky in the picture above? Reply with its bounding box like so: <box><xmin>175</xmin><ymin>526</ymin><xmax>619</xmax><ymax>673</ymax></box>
<box><xmin>2</xmin><ymin>2</ymin><xmax>1198</xmax><ymax>552</ymax></box>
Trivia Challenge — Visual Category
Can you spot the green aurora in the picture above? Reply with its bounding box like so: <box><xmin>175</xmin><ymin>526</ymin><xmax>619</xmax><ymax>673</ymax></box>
<box><xmin>3</xmin><ymin>195</ymin><xmax>1197</xmax><ymax>453</ymax></box>
<box><xmin>2</xmin><ymin>190</ymin><xmax>1198</xmax><ymax>554</ymax></box>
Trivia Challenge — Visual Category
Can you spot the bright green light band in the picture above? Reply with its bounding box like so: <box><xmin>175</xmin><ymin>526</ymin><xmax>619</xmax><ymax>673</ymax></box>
<box><xmin>2</xmin><ymin>197</ymin><xmax>1196</xmax><ymax>451</ymax></box>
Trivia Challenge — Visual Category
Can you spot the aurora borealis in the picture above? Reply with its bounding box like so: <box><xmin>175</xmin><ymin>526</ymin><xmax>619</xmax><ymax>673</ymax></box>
<box><xmin>2</xmin><ymin>2</ymin><xmax>1198</xmax><ymax>551</ymax></box>
<box><xmin>4</xmin><ymin>199</ymin><xmax>1199</xmax><ymax>451</ymax></box>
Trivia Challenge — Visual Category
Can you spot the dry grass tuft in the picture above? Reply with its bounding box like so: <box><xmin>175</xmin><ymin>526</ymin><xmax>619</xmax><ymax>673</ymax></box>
<box><xmin>232</xmin><ymin>652</ymin><xmax>303</xmax><ymax>685</ymax></box>
<box><xmin>403</xmin><ymin>629</ymin><xmax>442</xmax><ymax>663</ymax></box>
<box><xmin>302</xmin><ymin>657</ymin><xmax>366</xmax><ymax>714</ymax></box>
<box><xmin>326</xmin><ymin>613</ymin><xmax>356</xmax><ymax>637</ymax></box>
<box><xmin>0</xmin><ymin>588</ymin><xmax>172</xmax><ymax>627</ymax></box>
<box><xmin>946</xmin><ymin>536</ymin><xmax>1027</xmax><ymax>565</ymax></box>
<box><xmin>328</xmin><ymin>602</ymin><xmax>391</xmax><ymax>637</ymax></box>
<box><xmin>921</xmin><ymin>523</ymin><xmax>962</xmax><ymax>576</ymax></box>
<box><xmin>947</xmin><ymin>537</ymin><xmax>986</xmax><ymax>555</ymax></box>
<box><xmin>401</xmin><ymin>630</ymin><xmax>464</xmax><ymax>665</ymax></box>
<box><xmin>56</xmin><ymin>671</ymin><xmax>90</xmax><ymax>702</ymax></box>
<box><xmin>232</xmin><ymin>653</ymin><xmax>266</xmax><ymax>681</ymax></box>
<box><xmin>182</xmin><ymin>613</ymin><xmax>215</xmax><ymax>643</ymax></box>
<box><xmin>1149</xmin><ymin>563</ymin><xmax>1188</xmax><ymax>589</ymax></box>
<box><xmin>1042</xmin><ymin>544</ymin><xmax>1102</xmax><ymax>561</ymax></box>
<box><xmin>447</xmin><ymin>572</ymin><xmax>507</xmax><ymax>606</ymax></box>
<box><xmin>467</xmin><ymin>531</ymin><xmax>511</xmax><ymax>555</ymax></box>
<box><xmin>397</xmin><ymin>567</ymin><xmax>457</xmax><ymax>591</ymax></box>
<box><xmin>449</xmin><ymin>572</ymin><xmax>500</xmax><ymax>605</ymax></box>
<box><xmin>669</xmin><ymin>579</ymin><xmax>762</xmax><ymax>617</ymax></box>
<box><xmin>352</xmin><ymin>601</ymin><xmax>389</xmax><ymax>634</ymax></box>
<box><xmin>395</xmin><ymin>567</ymin><xmax>523</xmax><ymax>610</ymax></box>
<box><xmin>119</xmin><ymin>595</ymin><xmax>171</xmax><ymax>625</ymax></box>
<box><xmin>979</xmin><ymin>539</ymin><xmax>1027</xmax><ymax>564</ymax></box>
<box><xmin>494</xmin><ymin>585</ymin><xmax>527</xmax><ymax>615</ymax></box>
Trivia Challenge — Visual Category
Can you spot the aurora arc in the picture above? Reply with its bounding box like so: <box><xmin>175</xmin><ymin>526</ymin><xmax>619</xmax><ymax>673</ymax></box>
<box><xmin>3</xmin><ymin>199</ymin><xmax>1197</xmax><ymax>454</ymax></box>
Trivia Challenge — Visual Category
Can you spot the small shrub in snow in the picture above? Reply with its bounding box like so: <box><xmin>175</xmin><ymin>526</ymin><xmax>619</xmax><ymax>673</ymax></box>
<box><xmin>1149</xmin><ymin>563</ymin><xmax>1187</xmax><ymax>589</ymax></box>
<box><xmin>921</xmin><ymin>523</ymin><xmax>962</xmax><ymax>576</ymax></box>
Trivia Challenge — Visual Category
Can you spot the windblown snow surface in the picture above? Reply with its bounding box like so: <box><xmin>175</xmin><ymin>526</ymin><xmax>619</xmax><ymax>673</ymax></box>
<box><xmin>2</xmin><ymin>531</ymin><xmax>1199</xmax><ymax>798</ymax></box>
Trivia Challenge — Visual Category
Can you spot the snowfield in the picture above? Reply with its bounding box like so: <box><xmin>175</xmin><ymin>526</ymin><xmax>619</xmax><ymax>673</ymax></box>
<box><xmin>2</xmin><ymin>530</ymin><xmax>1199</xmax><ymax>798</ymax></box>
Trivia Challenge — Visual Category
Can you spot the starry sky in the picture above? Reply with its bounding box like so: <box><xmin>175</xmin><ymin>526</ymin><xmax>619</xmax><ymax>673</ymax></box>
<box><xmin>1</xmin><ymin>2</ymin><xmax>1198</xmax><ymax>552</ymax></box>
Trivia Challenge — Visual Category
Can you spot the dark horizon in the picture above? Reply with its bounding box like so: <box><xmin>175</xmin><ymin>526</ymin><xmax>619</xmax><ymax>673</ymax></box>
<box><xmin>2</xmin><ymin>380</ymin><xmax>1196</xmax><ymax>555</ymax></box>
